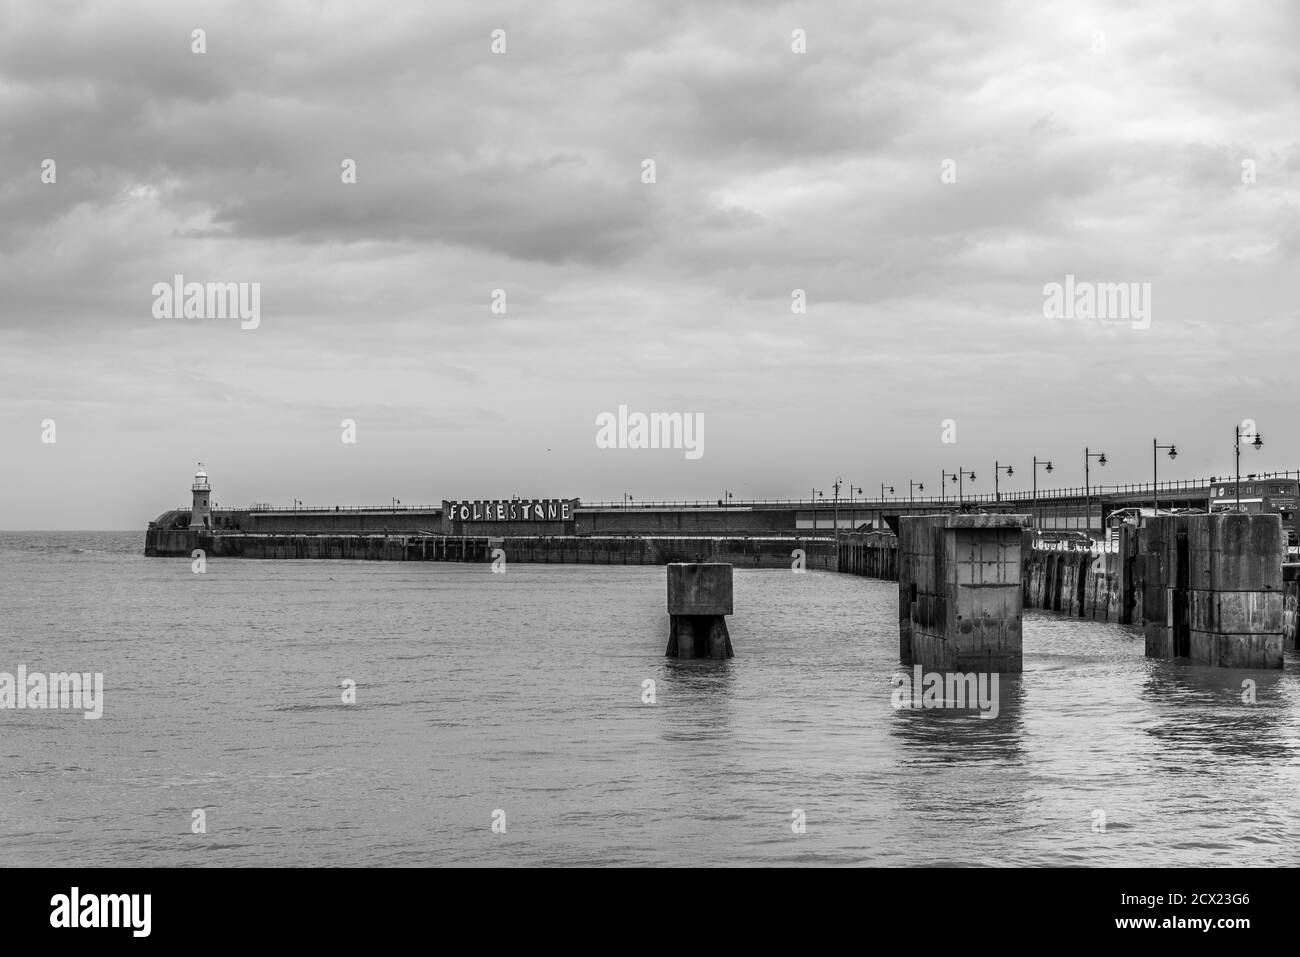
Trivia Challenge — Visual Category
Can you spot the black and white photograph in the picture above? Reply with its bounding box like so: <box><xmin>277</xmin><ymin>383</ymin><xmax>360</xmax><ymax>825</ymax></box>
<box><xmin>1</xmin><ymin>0</ymin><xmax>1295</xmax><ymax>936</ymax></box>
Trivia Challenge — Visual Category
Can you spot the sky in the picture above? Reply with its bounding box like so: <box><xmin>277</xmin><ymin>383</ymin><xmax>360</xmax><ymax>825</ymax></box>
<box><xmin>1</xmin><ymin>0</ymin><xmax>1298</xmax><ymax>528</ymax></box>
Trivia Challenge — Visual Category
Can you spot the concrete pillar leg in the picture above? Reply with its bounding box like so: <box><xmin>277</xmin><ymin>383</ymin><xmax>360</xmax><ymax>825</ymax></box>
<box><xmin>674</xmin><ymin>616</ymin><xmax>696</xmax><ymax>658</ymax></box>
<box><xmin>707</xmin><ymin>616</ymin><xmax>733</xmax><ymax>659</ymax></box>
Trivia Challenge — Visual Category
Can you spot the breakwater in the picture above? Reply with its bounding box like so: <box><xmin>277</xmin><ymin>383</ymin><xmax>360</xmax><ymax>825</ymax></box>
<box><xmin>145</xmin><ymin>528</ymin><xmax>837</xmax><ymax>569</ymax></box>
<box><xmin>146</xmin><ymin>513</ymin><xmax>1300</xmax><ymax>663</ymax></box>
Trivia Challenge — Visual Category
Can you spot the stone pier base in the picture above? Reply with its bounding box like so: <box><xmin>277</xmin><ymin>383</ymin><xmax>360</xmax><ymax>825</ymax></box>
<box><xmin>666</xmin><ymin>615</ymin><xmax>733</xmax><ymax>659</ymax></box>
<box><xmin>1142</xmin><ymin>514</ymin><xmax>1283</xmax><ymax>668</ymax></box>
<box><xmin>899</xmin><ymin>514</ymin><xmax>1031</xmax><ymax>673</ymax></box>
<box><xmin>666</xmin><ymin>563</ymin><xmax>734</xmax><ymax>659</ymax></box>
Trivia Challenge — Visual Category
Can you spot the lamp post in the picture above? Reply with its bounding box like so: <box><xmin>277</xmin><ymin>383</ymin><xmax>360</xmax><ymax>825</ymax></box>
<box><xmin>909</xmin><ymin>480</ymin><xmax>924</xmax><ymax>505</ymax></box>
<box><xmin>1084</xmin><ymin>447</ymin><xmax>1107</xmax><ymax>537</ymax></box>
<box><xmin>944</xmin><ymin>468</ymin><xmax>975</xmax><ymax>508</ymax></box>
<box><xmin>1152</xmin><ymin>439</ymin><xmax>1177</xmax><ymax>514</ymax></box>
<box><xmin>994</xmin><ymin>462</ymin><xmax>1014</xmax><ymax>502</ymax></box>
<box><xmin>623</xmin><ymin>492</ymin><xmax>633</xmax><ymax>506</ymax></box>
<box><xmin>880</xmin><ymin>483</ymin><xmax>894</xmax><ymax>500</ymax></box>
<box><xmin>831</xmin><ymin>477</ymin><xmax>844</xmax><ymax>539</ymax></box>
<box><xmin>1032</xmin><ymin>457</ymin><xmax>1053</xmax><ymax>529</ymax></box>
<box><xmin>958</xmin><ymin>468</ymin><xmax>975</xmax><ymax>508</ymax></box>
<box><xmin>1234</xmin><ymin>426</ymin><xmax>1263</xmax><ymax>511</ymax></box>
<box><xmin>812</xmin><ymin>488</ymin><xmax>823</xmax><ymax>534</ymax></box>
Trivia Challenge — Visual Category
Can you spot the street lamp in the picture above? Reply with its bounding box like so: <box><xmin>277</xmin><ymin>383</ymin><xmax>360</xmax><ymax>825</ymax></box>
<box><xmin>909</xmin><ymin>480</ymin><xmax>924</xmax><ymax>505</ymax></box>
<box><xmin>880</xmin><ymin>483</ymin><xmax>894</xmax><ymax>499</ymax></box>
<box><xmin>812</xmin><ymin>488</ymin><xmax>823</xmax><ymax>534</ymax></box>
<box><xmin>994</xmin><ymin>462</ymin><xmax>1014</xmax><ymax>502</ymax></box>
<box><xmin>1152</xmin><ymin>439</ymin><xmax>1177</xmax><ymax>514</ymax></box>
<box><xmin>957</xmin><ymin>468</ymin><xmax>976</xmax><ymax>508</ymax></box>
<box><xmin>1234</xmin><ymin>426</ymin><xmax>1263</xmax><ymax>511</ymax></box>
<box><xmin>944</xmin><ymin>469</ymin><xmax>976</xmax><ymax>508</ymax></box>
<box><xmin>1031</xmin><ymin>457</ymin><xmax>1053</xmax><ymax>529</ymax></box>
<box><xmin>831</xmin><ymin>477</ymin><xmax>845</xmax><ymax>538</ymax></box>
<box><xmin>1084</xmin><ymin>447</ymin><xmax>1107</xmax><ymax>537</ymax></box>
<box><xmin>623</xmin><ymin>492</ymin><xmax>634</xmax><ymax>506</ymax></box>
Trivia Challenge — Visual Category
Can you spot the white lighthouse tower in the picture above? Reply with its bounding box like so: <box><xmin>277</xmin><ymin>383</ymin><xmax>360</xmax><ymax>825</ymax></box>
<box><xmin>189</xmin><ymin>463</ymin><xmax>212</xmax><ymax>531</ymax></box>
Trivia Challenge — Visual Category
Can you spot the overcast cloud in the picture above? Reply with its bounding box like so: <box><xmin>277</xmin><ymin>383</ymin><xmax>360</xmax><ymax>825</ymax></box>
<box><xmin>2</xmin><ymin>0</ymin><xmax>1298</xmax><ymax>527</ymax></box>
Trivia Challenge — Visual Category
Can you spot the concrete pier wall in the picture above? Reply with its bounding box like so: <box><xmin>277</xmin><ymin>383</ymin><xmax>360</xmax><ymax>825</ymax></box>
<box><xmin>579</xmin><ymin>508</ymin><xmax>798</xmax><ymax>537</ymax></box>
<box><xmin>151</xmin><ymin>508</ymin><xmax>446</xmax><ymax>535</ymax></box>
<box><xmin>144</xmin><ymin>528</ymin><xmax>837</xmax><ymax>569</ymax></box>
<box><xmin>154</xmin><ymin>503</ymin><xmax>871</xmax><ymax>539</ymax></box>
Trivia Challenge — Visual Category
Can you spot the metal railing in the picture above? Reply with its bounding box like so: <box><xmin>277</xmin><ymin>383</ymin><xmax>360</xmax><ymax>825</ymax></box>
<box><xmin>583</xmin><ymin>470</ymin><xmax>1300</xmax><ymax>508</ymax></box>
<box><xmin>172</xmin><ymin>469</ymin><xmax>1300</xmax><ymax>514</ymax></box>
<box><xmin>174</xmin><ymin>504</ymin><xmax>444</xmax><ymax>513</ymax></box>
<box><xmin>244</xmin><ymin>504</ymin><xmax>443</xmax><ymax>513</ymax></box>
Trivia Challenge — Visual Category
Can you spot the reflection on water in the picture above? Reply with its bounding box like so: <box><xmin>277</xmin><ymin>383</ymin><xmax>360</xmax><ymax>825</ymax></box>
<box><xmin>1</xmin><ymin>532</ymin><xmax>1298</xmax><ymax>866</ymax></box>
<box><xmin>889</xmin><ymin>674</ymin><xmax>1027</xmax><ymax>760</ymax></box>
<box><xmin>656</xmin><ymin>659</ymin><xmax>738</xmax><ymax>744</ymax></box>
<box><xmin>1140</xmin><ymin>663</ymin><xmax>1299</xmax><ymax>766</ymax></box>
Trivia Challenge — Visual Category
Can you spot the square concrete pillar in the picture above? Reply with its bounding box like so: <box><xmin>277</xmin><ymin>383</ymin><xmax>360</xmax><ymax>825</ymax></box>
<box><xmin>666</xmin><ymin>563</ymin><xmax>734</xmax><ymax>658</ymax></box>
<box><xmin>667</xmin><ymin>562</ymin><xmax>733</xmax><ymax>616</ymax></box>
<box><xmin>1141</xmin><ymin>514</ymin><xmax>1283</xmax><ymax>668</ymax></box>
<box><xmin>899</xmin><ymin>514</ymin><xmax>1032</xmax><ymax>673</ymax></box>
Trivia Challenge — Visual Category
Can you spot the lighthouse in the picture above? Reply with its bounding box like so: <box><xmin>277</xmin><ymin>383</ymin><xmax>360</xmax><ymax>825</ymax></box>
<box><xmin>189</xmin><ymin>464</ymin><xmax>212</xmax><ymax>531</ymax></box>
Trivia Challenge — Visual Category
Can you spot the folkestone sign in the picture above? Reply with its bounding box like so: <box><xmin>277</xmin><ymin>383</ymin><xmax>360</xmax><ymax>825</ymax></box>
<box><xmin>443</xmin><ymin>499</ymin><xmax>577</xmax><ymax>522</ymax></box>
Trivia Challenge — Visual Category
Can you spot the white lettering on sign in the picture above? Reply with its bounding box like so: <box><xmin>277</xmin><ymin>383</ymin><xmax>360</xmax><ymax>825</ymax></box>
<box><xmin>444</xmin><ymin>499</ymin><xmax>578</xmax><ymax>522</ymax></box>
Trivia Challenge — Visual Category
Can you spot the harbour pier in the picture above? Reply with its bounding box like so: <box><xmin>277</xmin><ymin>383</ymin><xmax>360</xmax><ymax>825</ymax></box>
<box><xmin>147</xmin><ymin>467</ymin><xmax>1300</xmax><ymax>668</ymax></box>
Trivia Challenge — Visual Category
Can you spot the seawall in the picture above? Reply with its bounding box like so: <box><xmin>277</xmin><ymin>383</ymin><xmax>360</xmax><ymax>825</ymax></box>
<box><xmin>145</xmin><ymin>528</ymin><xmax>838</xmax><ymax>569</ymax></box>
